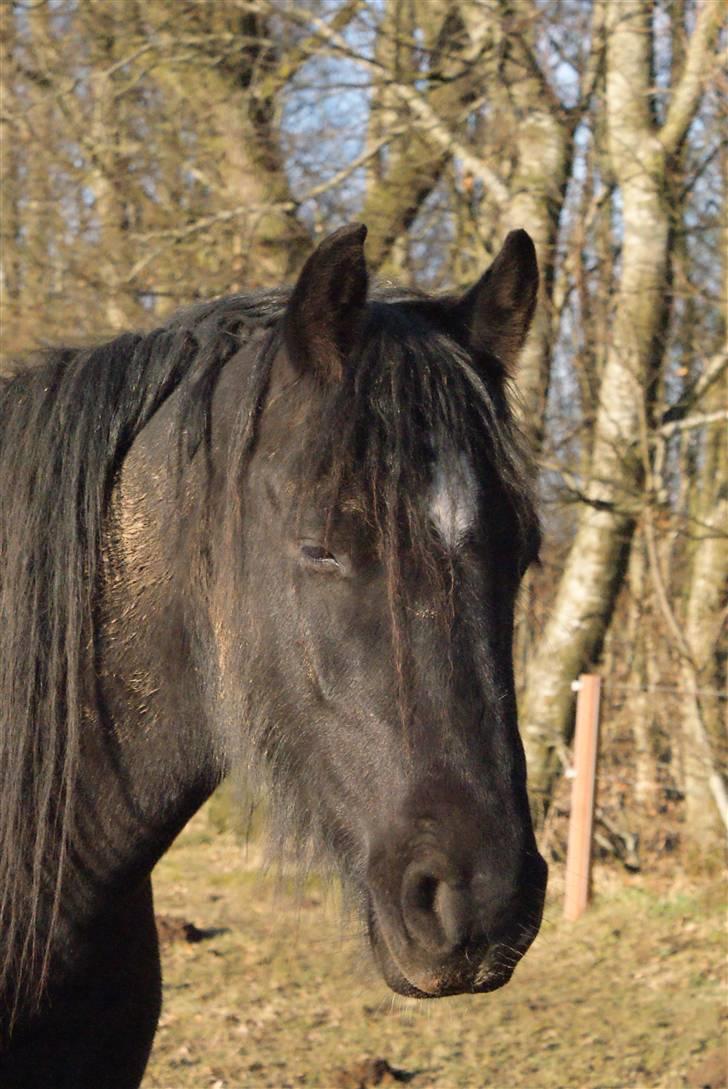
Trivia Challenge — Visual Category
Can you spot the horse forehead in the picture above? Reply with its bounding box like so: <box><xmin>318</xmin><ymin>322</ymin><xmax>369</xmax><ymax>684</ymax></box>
<box><xmin>429</xmin><ymin>446</ymin><xmax>478</xmax><ymax>548</ymax></box>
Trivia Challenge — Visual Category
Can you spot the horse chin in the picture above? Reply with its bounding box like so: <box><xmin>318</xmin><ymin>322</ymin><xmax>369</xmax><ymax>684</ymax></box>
<box><xmin>366</xmin><ymin>905</ymin><xmax>515</xmax><ymax>1000</ymax></box>
<box><xmin>367</xmin><ymin>912</ymin><xmax>437</xmax><ymax>999</ymax></box>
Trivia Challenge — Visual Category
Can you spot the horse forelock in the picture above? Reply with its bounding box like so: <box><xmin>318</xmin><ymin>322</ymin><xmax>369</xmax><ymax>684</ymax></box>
<box><xmin>288</xmin><ymin>296</ymin><xmax>538</xmax><ymax>567</ymax></box>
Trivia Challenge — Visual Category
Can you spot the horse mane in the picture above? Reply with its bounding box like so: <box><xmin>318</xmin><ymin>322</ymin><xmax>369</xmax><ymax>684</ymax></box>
<box><xmin>0</xmin><ymin>291</ymin><xmax>283</xmax><ymax>1017</ymax></box>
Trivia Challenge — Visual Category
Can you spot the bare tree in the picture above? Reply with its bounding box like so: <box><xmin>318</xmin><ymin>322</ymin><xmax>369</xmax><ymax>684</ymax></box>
<box><xmin>2</xmin><ymin>0</ymin><xmax>725</xmax><ymax>855</ymax></box>
<box><xmin>520</xmin><ymin>0</ymin><xmax>724</xmax><ymax>819</ymax></box>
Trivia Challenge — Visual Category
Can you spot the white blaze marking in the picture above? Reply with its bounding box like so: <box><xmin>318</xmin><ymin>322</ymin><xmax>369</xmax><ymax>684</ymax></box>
<box><xmin>430</xmin><ymin>448</ymin><xmax>478</xmax><ymax>548</ymax></box>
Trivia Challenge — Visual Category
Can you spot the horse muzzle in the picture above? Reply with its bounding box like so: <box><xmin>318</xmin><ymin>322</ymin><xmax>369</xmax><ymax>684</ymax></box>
<box><xmin>365</xmin><ymin>840</ymin><xmax>547</xmax><ymax>999</ymax></box>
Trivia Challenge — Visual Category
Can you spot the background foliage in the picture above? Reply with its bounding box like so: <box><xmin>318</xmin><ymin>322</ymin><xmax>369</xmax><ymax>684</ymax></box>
<box><xmin>1</xmin><ymin>0</ymin><xmax>725</xmax><ymax>865</ymax></box>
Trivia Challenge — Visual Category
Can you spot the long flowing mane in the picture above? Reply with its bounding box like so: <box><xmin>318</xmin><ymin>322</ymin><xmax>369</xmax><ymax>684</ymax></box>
<box><xmin>0</xmin><ymin>293</ymin><xmax>283</xmax><ymax>1015</ymax></box>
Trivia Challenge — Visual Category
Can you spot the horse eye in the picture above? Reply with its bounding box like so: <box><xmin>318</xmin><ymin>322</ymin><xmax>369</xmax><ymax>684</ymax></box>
<box><xmin>300</xmin><ymin>543</ymin><xmax>341</xmax><ymax>570</ymax></box>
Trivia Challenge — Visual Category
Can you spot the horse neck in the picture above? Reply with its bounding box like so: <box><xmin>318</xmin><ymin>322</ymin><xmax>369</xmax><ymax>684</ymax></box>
<box><xmin>80</xmin><ymin>398</ymin><xmax>224</xmax><ymax>898</ymax></box>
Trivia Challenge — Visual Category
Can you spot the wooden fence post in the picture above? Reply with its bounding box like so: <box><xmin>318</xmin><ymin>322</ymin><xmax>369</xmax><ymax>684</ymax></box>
<box><xmin>564</xmin><ymin>673</ymin><xmax>602</xmax><ymax>921</ymax></box>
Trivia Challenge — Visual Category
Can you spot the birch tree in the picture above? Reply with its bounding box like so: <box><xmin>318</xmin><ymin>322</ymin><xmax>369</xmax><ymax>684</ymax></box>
<box><xmin>2</xmin><ymin>0</ymin><xmax>725</xmax><ymax>854</ymax></box>
<box><xmin>520</xmin><ymin>0</ymin><xmax>725</xmax><ymax>817</ymax></box>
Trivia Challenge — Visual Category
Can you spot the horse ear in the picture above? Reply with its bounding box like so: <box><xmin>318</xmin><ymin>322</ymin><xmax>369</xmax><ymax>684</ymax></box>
<box><xmin>454</xmin><ymin>229</ymin><xmax>539</xmax><ymax>375</ymax></box>
<box><xmin>284</xmin><ymin>223</ymin><xmax>369</xmax><ymax>384</ymax></box>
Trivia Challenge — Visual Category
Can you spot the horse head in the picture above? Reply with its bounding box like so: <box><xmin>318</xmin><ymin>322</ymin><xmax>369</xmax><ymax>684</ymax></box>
<box><xmin>207</xmin><ymin>224</ymin><xmax>546</xmax><ymax>998</ymax></box>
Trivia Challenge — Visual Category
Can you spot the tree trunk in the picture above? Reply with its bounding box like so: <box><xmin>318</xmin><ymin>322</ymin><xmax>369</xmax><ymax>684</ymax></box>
<box><xmin>362</xmin><ymin>0</ymin><xmax>482</xmax><ymax>279</ymax></box>
<box><xmin>521</xmin><ymin>0</ymin><xmax>723</xmax><ymax>819</ymax></box>
<box><xmin>624</xmin><ymin>530</ymin><xmax>659</xmax><ymax>810</ymax></box>
<box><xmin>0</xmin><ymin>3</ymin><xmax>21</xmax><ymax>358</ymax></box>
<box><xmin>495</xmin><ymin>5</ymin><xmax>575</xmax><ymax>446</ymax></box>
<box><xmin>142</xmin><ymin>4</ymin><xmax>310</xmax><ymax>291</ymax></box>
<box><xmin>680</xmin><ymin>333</ymin><xmax>727</xmax><ymax>854</ymax></box>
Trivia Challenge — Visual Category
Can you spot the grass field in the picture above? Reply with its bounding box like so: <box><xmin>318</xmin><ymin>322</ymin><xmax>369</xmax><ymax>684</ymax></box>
<box><xmin>143</xmin><ymin>807</ymin><xmax>726</xmax><ymax>1089</ymax></box>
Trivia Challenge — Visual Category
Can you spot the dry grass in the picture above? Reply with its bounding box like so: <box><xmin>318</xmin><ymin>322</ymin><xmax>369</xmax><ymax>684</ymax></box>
<box><xmin>144</xmin><ymin>806</ymin><xmax>726</xmax><ymax>1089</ymax></box>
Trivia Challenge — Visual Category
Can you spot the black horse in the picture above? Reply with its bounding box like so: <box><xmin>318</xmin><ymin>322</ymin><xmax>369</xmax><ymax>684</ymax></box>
<box><xmin>0</xmin><ymin>225</ymin><xmax>547</xmax><ymax>1088</ymax></box>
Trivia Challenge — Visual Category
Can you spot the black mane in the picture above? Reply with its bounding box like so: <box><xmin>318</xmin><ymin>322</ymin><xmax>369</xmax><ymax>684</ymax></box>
<box><xmin>0</xmin><ymin>292</ymin><xmax>282</xmax><ymax>1013</ymax></box>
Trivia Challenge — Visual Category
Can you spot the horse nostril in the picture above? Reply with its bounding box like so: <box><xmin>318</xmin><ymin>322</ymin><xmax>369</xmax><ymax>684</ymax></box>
<box><xmin>412</xmin><ymin>873</ymin><xmax>438</xmax><ymax>913</ymax></box>
<box><xmin>401</xmin><ymin>861</ymin><xmax>473</xmax><ymax>954</ymax></box>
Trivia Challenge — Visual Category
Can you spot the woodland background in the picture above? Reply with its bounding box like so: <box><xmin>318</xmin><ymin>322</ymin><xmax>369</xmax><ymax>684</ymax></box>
<box><xmin>1</xmin><ymin>0</ymin><xmax>726</xmax><ymax>869</ymax></box>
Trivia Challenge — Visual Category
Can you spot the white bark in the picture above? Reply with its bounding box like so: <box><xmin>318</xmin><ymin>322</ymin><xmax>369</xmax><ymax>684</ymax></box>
<box><xmin>521</xmin><ymin>0</ymin><xmax>723</xmax><ymax>813</ymax></box>
<box><xmin>680</xmin><ymin>317</ymin><xmax>728</xmax><ymax>847</ymax></box>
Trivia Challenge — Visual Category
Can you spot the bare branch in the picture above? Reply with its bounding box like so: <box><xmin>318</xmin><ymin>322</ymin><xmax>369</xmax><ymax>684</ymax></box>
<box><xmin>576</xmin><ymin>0</ymin><xmax>608</xmax><ymax>112</ymax></box>
<box><xmin>659</xmin><ymin>0</ymin><xmax>725</xmax><ymax>158</ymax></box>
<box><xmin>661</xmin><ymin>349</ymin><xmax>728</xmax><ymax>424</ymax></box>
<box><xmin>255</xmin><ymin>0</ymin><xmax>510</xmax><ymax>206</ymax></box>
<box><xmin>255</xmin><ymin>0</ymin><xmax>362</xmax><ymax>100</ymax></box>
<box><xmin>655</xmin><ymin>408</ymin><xmax>728</xmax><ymax>440</ymax></box>
<box><xmin>124</xmin><ymin>131</ymin><xmax>398</xmax><ymax>282</ymax></box>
